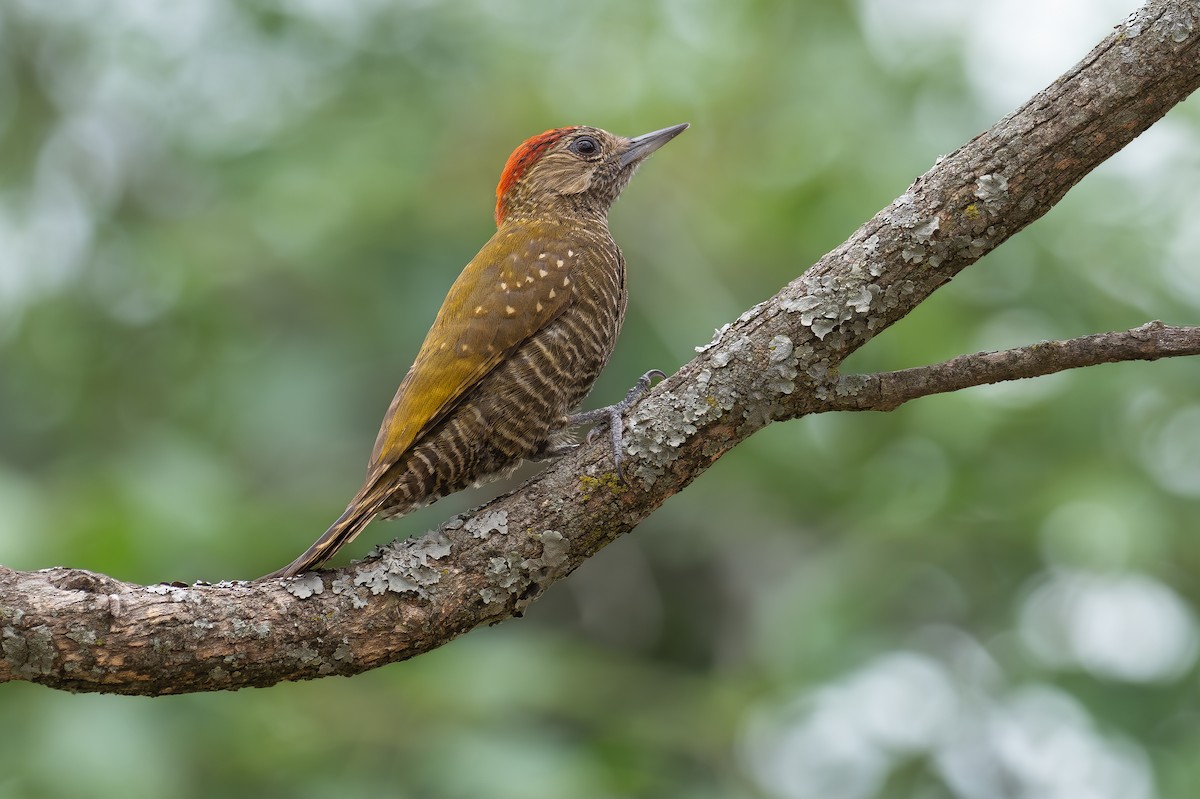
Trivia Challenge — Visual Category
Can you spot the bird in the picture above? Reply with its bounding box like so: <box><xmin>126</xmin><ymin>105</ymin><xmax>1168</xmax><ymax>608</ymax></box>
<box><xmin>261</xmin><ymin>122</ymin><xmax>688</xmax><ymax>579</ymax></box>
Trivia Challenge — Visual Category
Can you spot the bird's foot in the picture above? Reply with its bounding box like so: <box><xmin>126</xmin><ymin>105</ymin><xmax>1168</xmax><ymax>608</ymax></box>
<box><xmin>568</xmin><ymin>369</ymin><xmax>665</xmax><ymax>481</ymax></box>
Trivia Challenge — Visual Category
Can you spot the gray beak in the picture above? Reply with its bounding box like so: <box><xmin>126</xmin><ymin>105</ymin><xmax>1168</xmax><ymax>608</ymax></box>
<box><xmin>619</xmin><ymin>123</ymin><xmax>689</xmax><ymax>168</ymax></box>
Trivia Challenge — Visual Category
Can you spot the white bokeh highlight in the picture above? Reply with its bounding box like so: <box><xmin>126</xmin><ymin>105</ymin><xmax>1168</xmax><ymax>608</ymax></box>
<box><xmin>740</xmin><ymin>649</ymin><xmax>1159</xmax><ymax>799</ymax></box>
<box><xmin>1019</xmin><ymin>570</ymin><xmax>1198</xmax><ymax>683</ymax></box>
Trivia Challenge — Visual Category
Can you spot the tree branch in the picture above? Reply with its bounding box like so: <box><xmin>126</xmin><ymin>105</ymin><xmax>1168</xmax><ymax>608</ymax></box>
<box><xmin>819</xmin><ymin>322</ymin><xmax>1200</xmax><ymax>413</ymax></box>
<box><xmin>2</xmin><ymin>0</ymin><xmax>1198</xmax><ymax>695</ymax></box>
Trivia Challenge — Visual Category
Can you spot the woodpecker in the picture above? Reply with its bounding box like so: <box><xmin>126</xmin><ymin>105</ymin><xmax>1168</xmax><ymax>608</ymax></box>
<box><xmin>262</xmin><ymin>123</ymin><xmax>688</xmax><ymax>579</ymax></box>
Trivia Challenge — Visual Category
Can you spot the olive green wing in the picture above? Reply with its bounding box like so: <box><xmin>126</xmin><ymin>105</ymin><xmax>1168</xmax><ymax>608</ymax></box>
<box><xmin>360</xmin><ymin>229</ymin><xmax>577</xmax><ymax>490</ymax></box>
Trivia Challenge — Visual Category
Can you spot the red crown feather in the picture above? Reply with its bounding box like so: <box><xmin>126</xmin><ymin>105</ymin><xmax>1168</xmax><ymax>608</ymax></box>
<box><xmin>494</xmin><ymin>127</ymin><xmax>580</xmax><ymax>225</ymax></box>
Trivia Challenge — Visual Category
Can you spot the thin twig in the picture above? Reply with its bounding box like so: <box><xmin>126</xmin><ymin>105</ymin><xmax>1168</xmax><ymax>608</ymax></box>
<box><xmin>817</xmin><ymin>322</ymin><xmax>1200</xmax><ymax>413</ymax></box>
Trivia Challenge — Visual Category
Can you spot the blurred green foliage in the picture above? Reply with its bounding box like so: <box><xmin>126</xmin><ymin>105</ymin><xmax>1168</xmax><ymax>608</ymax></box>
<box><xmin>2</xmin><ymin>1</ymin><xmax>1200</xmax><ymax>797</ymax></box>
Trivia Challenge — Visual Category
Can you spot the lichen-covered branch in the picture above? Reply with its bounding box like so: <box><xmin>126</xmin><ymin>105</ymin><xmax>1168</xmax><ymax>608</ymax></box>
<box><xmin>2</xmin><ymin>0</ymin><xmax>1198</xmax><ymax>696</ymax></box>
<box><xmin>817</xmin><ymin>322</ymin><xmax>1200</xmax><ymax>414</ymax></box>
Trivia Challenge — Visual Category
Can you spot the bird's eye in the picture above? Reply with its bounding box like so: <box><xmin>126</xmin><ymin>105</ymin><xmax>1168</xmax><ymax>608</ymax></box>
<box><xmin>571</xmin><ymin>136</ymin><xmax>600</xmax><ymax>157</ymax></box>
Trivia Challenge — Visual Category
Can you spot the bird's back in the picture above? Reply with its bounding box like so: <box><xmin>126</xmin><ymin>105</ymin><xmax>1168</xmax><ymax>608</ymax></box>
<box><xmin>369</xmin><ymin>216</ymin><xmax>627</xmax><ymax>519</ymax></box>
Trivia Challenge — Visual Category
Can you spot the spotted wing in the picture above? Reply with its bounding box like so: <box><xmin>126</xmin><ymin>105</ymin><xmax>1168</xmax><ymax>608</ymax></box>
<box><xmin>360</xmin><ymin>228</ymin><xmax>578</xmax><ymax>489</ymax></box>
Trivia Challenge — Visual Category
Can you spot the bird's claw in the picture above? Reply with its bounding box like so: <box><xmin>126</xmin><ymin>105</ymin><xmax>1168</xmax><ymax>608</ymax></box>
<box><xmin>569</xmin><ymin>369</ymin><xmax>666</xmax><ymax>483</ymax></box>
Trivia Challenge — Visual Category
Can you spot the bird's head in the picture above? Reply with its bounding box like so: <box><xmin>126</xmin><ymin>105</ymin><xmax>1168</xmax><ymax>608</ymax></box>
<box><xmin>494</xmin><ymin>123</ymin><xmax>688</xmax><ymax>226</ymax></box>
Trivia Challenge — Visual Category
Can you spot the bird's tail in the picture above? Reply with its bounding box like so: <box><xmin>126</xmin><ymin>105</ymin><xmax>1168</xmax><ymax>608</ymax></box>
<box><xmin>259</xmin><ymin>499</ymin><xmax>383</xmax><ymax>580</ymax></box>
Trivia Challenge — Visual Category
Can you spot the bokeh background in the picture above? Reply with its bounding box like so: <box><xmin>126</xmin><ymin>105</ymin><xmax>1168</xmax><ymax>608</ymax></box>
<box><xmin>3</xmin><ymin>0</ymin><xmax>1200</xmax><ymax>797</ymax></box>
